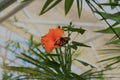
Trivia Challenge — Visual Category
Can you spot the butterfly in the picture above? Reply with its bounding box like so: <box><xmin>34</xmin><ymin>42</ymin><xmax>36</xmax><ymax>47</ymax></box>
<box><xmin>54</xmin><ymin>37</ymin><xmax>70</xmax><ymax>46</ymax></box>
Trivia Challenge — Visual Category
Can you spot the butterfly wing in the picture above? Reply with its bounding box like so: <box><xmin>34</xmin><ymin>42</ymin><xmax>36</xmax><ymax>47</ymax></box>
<box><xmin>54</xmin><ymin>37</ymin><xmax>70</xmax><ymax>46</ymax></box>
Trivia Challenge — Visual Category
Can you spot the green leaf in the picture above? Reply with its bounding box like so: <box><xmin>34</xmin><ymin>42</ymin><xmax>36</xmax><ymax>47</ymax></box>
<box><xmin>76</xmin><ymin>0</ymin><xmax>82</xmax><ymax>18</ymax></box>
<box><xmin>62</xmin><ymin>26</ymin><xmax>86</xmax><ymax>34</ymax></box>
<box><xmin>17</xmin><ymin>53</ymin><xmax>56</xmax><ymax>73</ymax></box>
<box><xmin>4</xmin><ymin>66</ymin><xmax>42</xmax><ymax>75</ymax></box>
<box><xmin>42</xmin><ymin>61</ymin><xmax>60</xmax><ymax>69</ymax></box>
<box><xmin>46</xmin><ymin>54</ymin><xmax>60</xmax><ymax>57</ymax></box>
<box><xmin>29</xmin><ymin>48</ymin><xmax>47</xmax><ymax>61</ymax></box>
<box><xmin>17</xmin><ymin>53</ymin><xmax>42</xmax><ymax>67</ymax></box>
<box><xmin>72</xmin><ymin>41</ymin><xmax>90</xmax><ymax>47</ymax></box>
<box><xmin>100</xmin><ymin>3</ymin><xmax>120</xmax><ymax>7</ymax></box>
<box><xmin>71</xmin><ymin>73</ymin><xmax>86</xmax><ymax>80</ymax></box>
<box><xmin>100</xmin><ymin>49</ymin><xmax>120</xmax><ymax>54</ymax></box>
<box><xmin>96</xmin><ymin>12</ymin><xmax>120</xmax><ymax>23</ymax></box>
<box><xmin>65</xmin><ymin>0</ymin><xmax>74</xmax><ymax>15</ymax></box>
<box><xmin>109</xmin><ymin>0</ymin><xmax>119</xmax><ymax>9</ymax></box>
<box><xmin>40</xmin><ymin>0</ymin><xmax>62</xmax><ymax>15</ymax></box>
<box><xmin>29</xmin><ymin>35</ymin><xmax>33</xmax><ymax>47</ymax></box>
<box><xmin>96</xmin><ymin>27</ymin><xmax>120</xmax><ymax>34</ymax></box>
<box><xmin>98</xmin><ymin>56</ymin><xmax>120</xmax><ymax>63</ymax></box>
<box><xmin>107</xmin><ymin>39</ymin><xmax>120</xmax><ymax>44</ymax></box>
<box><xmin>69</xmin><ymin>45</ymin><xmax>78</xmax><ymax>50</ymax></box>
<box><xmin>75</xmin><ymin>59</ymin><xmax>95</xmax><ymax>68</ymax></box>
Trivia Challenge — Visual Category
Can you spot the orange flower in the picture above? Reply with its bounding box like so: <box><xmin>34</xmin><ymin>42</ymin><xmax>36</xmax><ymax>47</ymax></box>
<box><xmin>41</xmin><ymin>28</ymin><xmax>64</xmax><ymax>53</ymax></box>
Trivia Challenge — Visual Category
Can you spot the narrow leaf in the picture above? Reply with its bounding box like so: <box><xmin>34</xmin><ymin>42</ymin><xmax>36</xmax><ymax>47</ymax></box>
<box><xmin>4</xmin><ymin>66</ymin><xmax>42</xmax><ymax>75</ymax></box>
<box><xmin>75</xmin><ymin>59</ymin><xmax>95</xmax><ymax>68</ymax></box>
<box><xmin>69</xmin><ymin>45</ymin><xmax>78</xmax><ymax>50</ymax></box>
<box><xmin>76</xmin><ymin>0</ymin><xmax>82</xmax><ymax>18</ymax></box>
<box><xmin>65</xmin><ymin>0</ymin><xmax>74</xmax><ymax>15</ymax></box>
<box><xmin>62</xmin><ymin>26</ymin><xmax>86</xmax><ymax>34</ymax></box>
<box><xmin>42</xmin><ymin>61</ymin><xmax>60</xmax><ymax>69</ymax></box>
<box><xmin>40</xmin><ymin>0</ymin><xmax>62</xmax><ymax>15</ymax></box>
<box><xmin>100</xmin><ymin>3</ymin><xmax>120</xmax><ymax>7</ymax></box>
<box><xmin>107</xmin><ymin>39</ymin><xmax>120</xmax><ymax>44</ymax></box>
<box><xmin>96</xmin><ymin>12</ymin><xmax>120</xmax><ymax>23</ymax></box>
<box><xmin>72</xmin><ymin>41</ymin><xmax>90</xmax><ymax>47</ymax></box>
<box><xmin>96</xmin><ymin>27</ymin><xmax>120</xmax><ymax>34</ymax></box>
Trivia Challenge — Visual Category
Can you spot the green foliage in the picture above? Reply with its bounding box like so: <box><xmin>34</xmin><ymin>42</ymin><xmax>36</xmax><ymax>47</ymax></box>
<box><xmin>76</xmin><ymin>0</ymin><xmax>82</xmax><ymax>18</ymax></box>
<box><xmin>96</xmin><ymin>27</ymin><xmax>120</xmax><ymax>34</ymax></box>
<box><xmin>75</xmin><ymin>59</ymin><xmax>95</xmax><ymax>68</ymax></box>
<box><xmin>64</xmin><ymin>0</ymin><xmax>74</xmax><ymax>15</ymax></box>
<box><xmin>97</xmin><ymin>12</ymin><xmax>120</xmax><ymax>24</ymax></box>
<box><xmin>40</xmin><ymin>0</ymin><xmax>83</xmax><ymax>17</ymax></box>
<box><xmin>2</xmin><ymin>71</ymin><xmax>13</xmax><ymax>80</ymax></box>
<box><xmin>3</xmin><ymin>0</ymin><xmax>120</xmax><ymax>79</ymax></box>
<box><xmin>4</xmin><ymin>25</ymin><xmax>107</xmax><ymax>80</ymax></box>
<box><xmin>62</xmin><ymin>26</ymin><xmax>86</xmax><ymax>34</ymax></box>
<box><xmin>40</xmin><ymin>0</ymin><xmax>62</xmax><ymax>15</ymax></box>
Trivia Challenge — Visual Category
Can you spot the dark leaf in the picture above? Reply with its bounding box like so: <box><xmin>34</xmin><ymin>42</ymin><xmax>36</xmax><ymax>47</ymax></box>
<box><xmin>46</xmin><ymin>54</ymin><xmax>60</xmax><ymax>57</ymax></box>
<box><xmin>96</xmin><ymin>27</ymin><xmax>120</xmax><ymax>34</ymax></box>
<box><xmin>65</xmin><ymin>0</ymin><xmax>74</xmax><ymax>15</ymax></box>
<box><xmin>75</xmin><ymin>59</ymin><xmax>95</xmax><ymax>68</ymax></box>
<box><xmin>72</xmin><ymin>41</ymin><xmax>90</xmax><ymax>47</ymax></box>
<box><xmin>71</xmin><ymin>73</ymin><xmax>86</xmax><ymax>80</ymax></box>
<box><xmin>100</xmin><ymin>3</ymin><xmax>120</xmax><ymax>7</ymax></box>
<box><xmin>98</xmin><ymin>56</ymin><xmax>120</xmax><ymax>63</ymax></box>
<box><xmin>62</xmin><ymin>26</ymin><xmax>86</xmax><ymax>34</ymax></box>
<box><xmin>4</xmin><ymin>66</ymin><xmax>42</xmax><ymax>75</ymax></box>
<box><xmin>69</xmin><ymin>45</ymin><xmax>78</xmax><ymax>50</ymax></box>
<box><xmin>40</xmin><ymin>0</ymin><xmax>62</xmax><ymax>15</ymax></box>
<box><xmin>96</xmin><ymin>12</ymin><xmax>120</xmax><ymax>23</ymax></box>
<box><xmin>76</xmin><ymin>0</ymin><xmax>82</xmax><ymax>18</ymax></box>
<box><xmin>42</xmin><ymin>61</ymin><xmax>60</xmax><ymax>68</ymax></box>
<box><xmin>107</xmin><ymin>39</ymin><xmax>120</xmax><ymax>44</ymax></box>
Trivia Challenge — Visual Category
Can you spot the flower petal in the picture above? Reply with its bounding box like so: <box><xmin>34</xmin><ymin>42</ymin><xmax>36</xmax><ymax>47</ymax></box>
<box><xmin>48</xmin><ymin>28</ymin><xmax>64</xmax><ymax>41</ymax></box>
<box><xmin>41</xmin><ymin>28</ymin><xmax>64</xmax><ymax>53</ymax></box>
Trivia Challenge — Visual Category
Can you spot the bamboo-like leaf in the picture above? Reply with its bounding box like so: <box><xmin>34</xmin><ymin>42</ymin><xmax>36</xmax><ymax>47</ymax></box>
<box><xmin>36</xmin><ymin>48</ymin><xmax>50</xmax><ymax>60</ymax></box>
<box><xmin>76</xmin><ymin>0</ymin><xmax>82</xmax><ymax>18</ymax></box>
<box><xmin>30</xmin><ymin>48</ymin><xmax>47</xmax><ymax>61</ymax></box>
<box><xmin>69</xmin><ymin>45</ymin><xmax>78</xmax><ymax>50</ymax></box>
<box><xmin>46</xmin><ymin>54</ymin><xmax>60</xmax><ymax>57</ymax></box>
<box><xmin>92</xmin><ymin>0</ymin><xmax>104</xmax><ymax>11</ymax></box>
<box><xmin>40</xmin><ymin>0</ymin><xmax>53</xmax><ymax>15</ymax></box>
<box><xmin>41</xmin><ymin>61</ymin><xmax>61</xmax><ymax>72</ymax></box>
<box><xmin>105</xmin><ymin>61</ymin><xmax>120</xmax><ymax>68</ymax></box>
<box><xmin>107</xmin><ymin>39</ymin><xmax>120</xmax><ymax>44</ymax></box>
<box><xmin>100</xmin><ymin>3</ymin><xmax>120</xmax><ymax>7</ymax></box>
<box><xmin>40</xmin><ymin>0</ymin><xmax>62</xmax><ymax>15</ymax></box>
<box><xmin>4</xmin><ymin>66</ymin><xmax>42</xmax><ymax>75</ymax></box>
<box><xmin>71</xmin><ymin>73</ymin><xmax>86</xmax><ymax>80</ymax></box>
<box><xmin>80</xmin><ymin>69</ymin><xmax>93</xmax><ymax>76</ymax></box>
<box><xmin>72</xmin><ymin>41</ymin><xmax>90</xmax><ymax>47</ymax></box>
<box><xmin>62</xmin><ymin>26</ymin><xmax>86</xmax><ymax>34</ymax></box>
<box><xmin>65</xmin><ymin>0</ymin><xmax>74</xmax><ymax>15</ymax></box>
<box><xmin>95</xmin><ymin>12</ymin><xmax>120</xmax><ymax>24</ymax></box>
<box><xmin>98</xmin><ymin>56</ymin><xmax>120</xmax><ymax>63</ymax></box>
<box><xmin>96</xmin><ymin>27</ymin><xmax>120</xmax><ymax>34</ymax></box>
<box><xmin>109</xmin><ymin>0</ymin><xmax>119</xmax><ymax>9</ymax></box>
<box><xmin>100</xmin><ymin>49</ymin><xmax>120</xmax><ymax>54</ymax></box>
<box><xmin>17</xmin><ymin>53</ymin><xmax>42</xmax><ymax>67</ymax></box>
<box><xmin>17</xmin><ymin>54</ymin><xmax>55</xmax><ymax>74</ymax></box>
<box><xmin>75</xmin><ymin>59</ymin><xmax>95</xmax><ymax>68</ymax></box>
